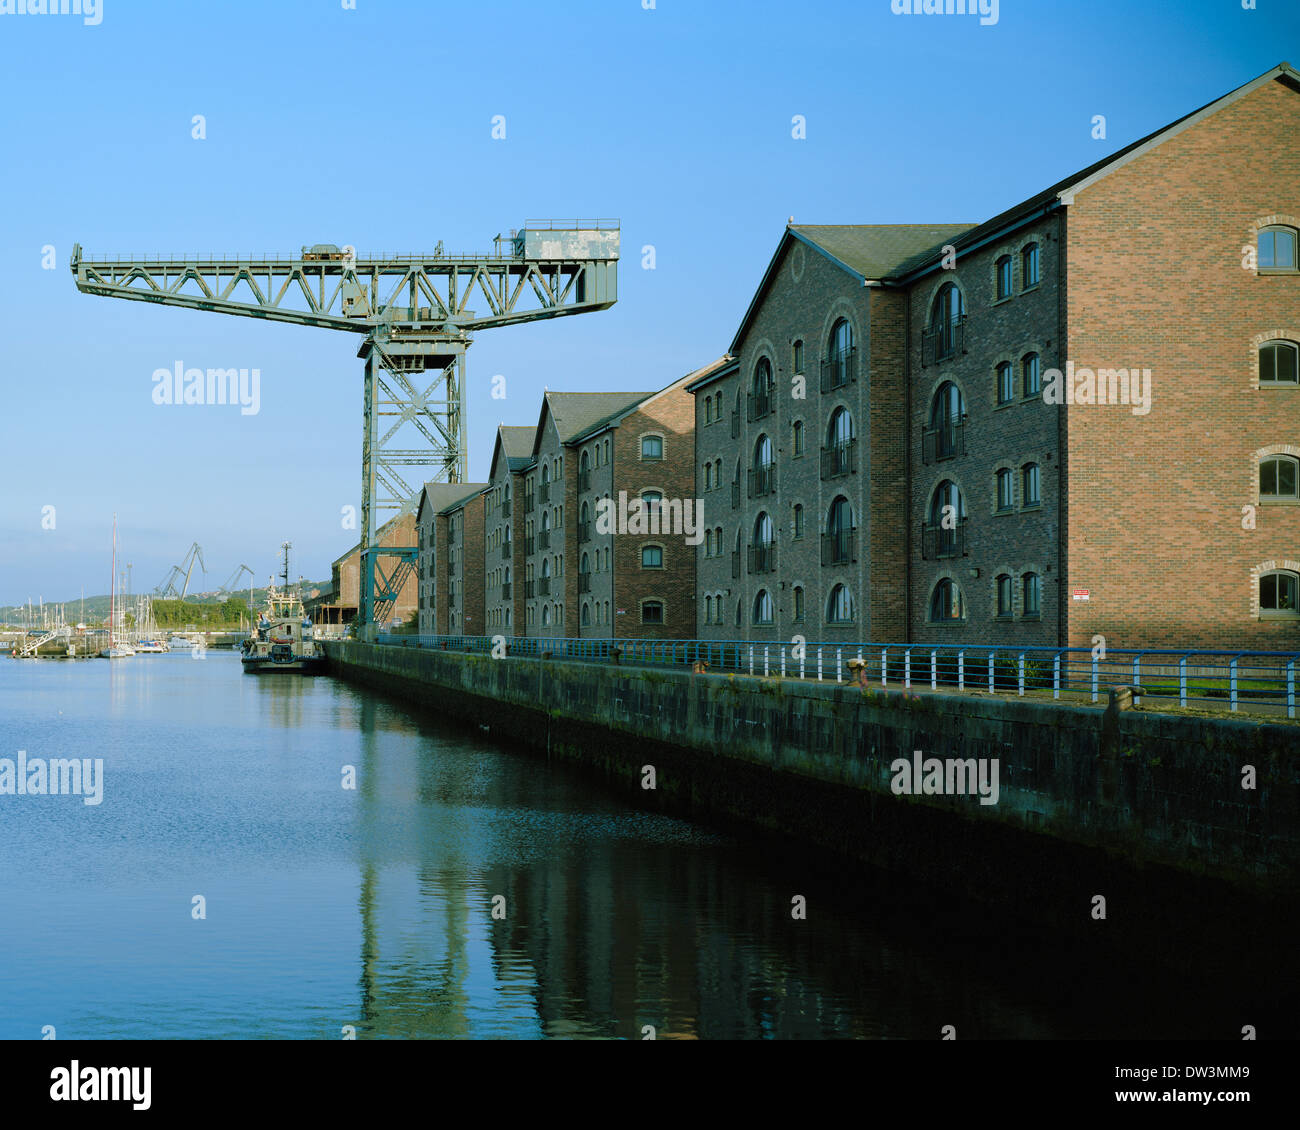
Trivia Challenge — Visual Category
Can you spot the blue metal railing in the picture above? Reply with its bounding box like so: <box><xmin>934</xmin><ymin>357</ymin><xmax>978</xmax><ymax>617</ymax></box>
<box><xmin>370</xmin><ymin>634</ymin><xmax>1300</xmax><ymax>719</ymax></box>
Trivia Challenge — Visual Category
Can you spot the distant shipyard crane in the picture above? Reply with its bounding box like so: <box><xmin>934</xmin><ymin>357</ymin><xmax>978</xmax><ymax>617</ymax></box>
<box><xmin>70</xmin><ymin>223</ymin><xmax>621</xmax><ymax>634</ymax></box>
<box><xmin>155</xmin><ymin>542</ymin><xmax>206</xmax><ymax>600</ymax></box>
<box><xmin>218</xmin><ymin>564</ymin><xmax>255</xmax><ymax>603</ymax></box>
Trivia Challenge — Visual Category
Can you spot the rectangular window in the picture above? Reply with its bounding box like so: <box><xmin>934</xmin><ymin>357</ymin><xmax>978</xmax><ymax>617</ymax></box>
<box><xmin>642</xmin><ymin>601</ymin><xmax>664</xmax><ymax>625</ymax></box>
<box><xmin>793</xmin><ymin>340</ymin><xmax>805</xmax><ymax>374</ymax></box>
<box><xmin>1023</xmin><ymin>354</ymin><xmax>1041</xmax><ymax>397</ymax></box>
<box><xmin>793</xmin><ymin>506</ymin><xmax>804</xmax><ymax>539</ymax></box>
<box><xmin>641</xmin><ymin>545</ymin><xmax>664</xmax><ymax>569</ymax></box>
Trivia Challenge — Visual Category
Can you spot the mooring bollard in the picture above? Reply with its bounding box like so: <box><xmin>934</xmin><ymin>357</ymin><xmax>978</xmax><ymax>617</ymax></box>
<box><xmin>692</xmin><ymin>660</ymin><xmax>709</xmax><ymax>675</ymax></box>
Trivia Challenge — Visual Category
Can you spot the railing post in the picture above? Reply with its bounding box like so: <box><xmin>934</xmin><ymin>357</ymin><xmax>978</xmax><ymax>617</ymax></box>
<box><xmin>1091</xmin><ymin>653</ymin><xmax>1099</xmax><ymax>703</ymax></box>
<box><xmin>958</xmin><ymin>650</ymin><xmax>965</xmax><ymax>691</ymax></box>
<box><xmin>799</xmin><ymin>645</ymin><xmax>805</xmax><ymax>680</ymax></box>
<box><xmin>988</xmin><ymin>651</ymin><xmax>995</xmax><ymax>694</ymax></box>
<box><xmin>1018</xmin><ymin>652</ymin><xmax>1025</xmax><ymax>697</ymax></box>
<box><xmin>781</xmin><ymin>646</ymin><xmax>787</xmax><ymax>678</ymax></box>
<box><xmin>1132</xmin><ymin>655</ymin><xmax>1142</xmax><ymax>707</ymax></box>
<box><xmin>930</xmin><ymin>649</ymin><xmax>937</xmax><ymax>690</ymax></box>
<box><xmin>1053</xmin><ymin>653</ymin><xmax>1060</xmax><ymax>700</ymax></box>
<box><xmin>764</xmin><ymin>646</ymin><xmax>770</xmax><ymax>678</ymax></box>
<box><xmin>817</xmin><ymin>647</ymin><xmax>823</xmax><ymax>682</ymax></box>
<box><xmin>749</xmin><ymin>645</ymin><xmax>754</xmax><ymax>676</ymax></box>
<box><xmin>836</xmin><ymin>648</ymin><xmax>842</xmax><ymax>684</ymax></box>
<box><xmin>904</xmin><ymin>649</ymin><xmax>911</xmax><ymax>689</ymax></box>
<box><xmin>881</xmin><ymin>647</ymin><xmax>888</xmax><ymax>686</ymax></box>
<box><xmin>1179</xmin><ymin>656</ymin><xmax>1188</xmax><ymax>708</ymax></box>
<box><xmin>1288</xmin><ymin>659</ymin><xmax>1296</xmax><ymax>720</ymax></box>
<box><xmin>1230</xmin><ymin>657</ymin><xmax>1238</xmax><ymax>712</ymax></box>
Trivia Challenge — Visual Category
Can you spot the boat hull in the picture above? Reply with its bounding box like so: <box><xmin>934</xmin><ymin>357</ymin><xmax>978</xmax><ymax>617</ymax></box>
<box><xmin>240</xmin><ymin>654</ymin><xmax>327</xmax><ymax>674</ymax></box>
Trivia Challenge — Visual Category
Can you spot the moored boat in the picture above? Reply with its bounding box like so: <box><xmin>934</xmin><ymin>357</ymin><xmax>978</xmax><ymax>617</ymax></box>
<box><xmin>240</xmin><ymin>543</ymin><xmax>324</xmax><ymax>674</ymax></box>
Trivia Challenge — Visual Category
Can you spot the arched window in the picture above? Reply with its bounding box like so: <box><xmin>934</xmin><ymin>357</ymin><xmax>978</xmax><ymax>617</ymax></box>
<box><xmin>827</xmin><ymin>405</ymin><xmax>854</xmax><ymax>447</ymax></box>
<box><xmin>996</xmin><ymin>468</ymin><xmax>1013</xmax><ymax>511</ymax></box>
<box><xmin>1258</xmin><ymin>226</ymin><xmax>1298</xmax><ymax>271</ymax></box>
<box><xmin>704</xmin><ymin>595</ymin><xmax>713</xmax><ymax>623</ymax></box>
<box><xmin>751</xmin><ymin>434</ymin><xmax>774</xmax><ymax>497</ymax></box>
<box><xmin>1260</xmin><ymin>455</ymin><xmax>1299</xmax><ymax>500</ymax></box>
<box><xmin>642</xmin><ymin>544</ymin><xmax>664</xmax><ymax>569</ymax></box>
<box><xmin>1260</xmin><ymin>570</ymin><xmax>1299</xmax><ymax>615</ymax></box>
<box><xmin>582</xmin><ymin>602</ymin><xmax>590</xmax><ymax>626</ymax></box>
<box><xmin>996</xmin><ymin>574</ymin><xmax>1013</xmax><ymax>617</ymax></box>
<box><xmin>1022</xmin><ymin>353</ymin><xmax>1041</xmax><ymax>397</ymax></box>
<box><xmin>1022</xmin><ymin>242</ymin><xmax>1040</xmax><ymax>288</ymax></box>
<box><xmin>580</xmin><ymin>552</ymin><xmax>589</xmax><ymax>574</ymax></box>
<box><xmin>825</xmin><ymin>319</ymin><xmax>854</xmax><ymax>390</ymax></box>
<box><xmin>735</xmin><ymin>598</ymin><xmax>742</xmax><ymax>628</ymax></box>
<box><xmin>930</xmin><ymin>578</ymin><xmax>964</xmax><ymax>622</ymax></box>
<box><xmin>928</xmin><ymin>382</ymin><xmax>964</xmax><ymax>461</ymax></box>
<box><xmin>704</xmin><ymin>529</ymin><xmax>713</xmax><ymax>557</ymax></box>
<box><xmin>996</xmin><ymin>361</ymin><xmax>1014</xmax><ymax>404</ymax></box>
<box><xmin>641</xmin><ymin>434</ymin><xmax>663</xmax><ymax>461</ymax></box>
<box><xmin>827</xmin><ymin>584</ymin><xmax>854</xmax><ymax>623</ymax></box>
<box><xmin>792</xmin><ymin>419</ymin><xmax>804</xmax><ymax>456</ymax></box>
<box><xmin>1022</xmin><ymin>573</ymin><xmax>1041</xmax><ymax>617</ymax></box>
<box><xmin>580</xmin><ymin>450</ymin><xmax>590</xmax><ymax>473</ymax></box>
<box><xmin>824</xmin><ymin>495</ymin><xmax>854</xmax><ymax>565</ymax></box>
<box><xmin>927</xmin><ymin>481</ymin><xmax>966</xmax><ymax>558</ymax></box>
<box><xmin>793</xmin><ymin>339</ymin><xmax>805</xmax><ymax>375</ymax></box>
<box><xmin>1260</xmin><ymin>340</ymin><xmax>1300</xmax><ymax>385</ymax></box>
<box><xmin>751</xmin><ymin>512</ymin><xmax>775</xmax><ymax>574</ymax></box>
<box><xmin>642</xmin><ymin>600</ymin><xmax>664</xmax><ymax>625</ymax></box>
<box><xmin>753</xmin><ymin>590</ymin><xmax>774</xmax><ymax>625</ymax></box>
<box><xmin>541</xmin><ymin>558</ymin><xmax>551</xmax><ymax>580</ymax></box>
<box><xmin>929</xmin><ymin>283</ymin><xmax>965</xmax><ymax>361</ymax></box>
<box><xmin>542</xmin><ymin>605</ymin><xmax>550</xmax><ymax>626</ymax></box>
<box><xmin>792</xmin><ymin>586</ymin><xmax>804</xmax><ymax>622</ymax></box>
<box><xmin>995</xmin><ymin>255</ymin><xmax>1013</xmax><ymax>300</ymax></box>
<box><xmin>1021</xmin><ymin>463</ymin><xmax>1041</xmax><ymax>507</ymax></box>
<box><xmin>792</xmin><ymin>503</ymin><xmax>804</xmax><ymax>540</ymax></box>
<box><xmin>704</xmin><ymin>398</ymin><xmax>713</xmax><ymax>424</ymax></box>
<box><xmin>751</xmin><ymin>357</ymin><xmax>774</xmax><ymax>419</ymax></box>
<box><xmin>704</xmin><ymin>464</ymin><xmax>713</xmax><ymax>491</ymax></box>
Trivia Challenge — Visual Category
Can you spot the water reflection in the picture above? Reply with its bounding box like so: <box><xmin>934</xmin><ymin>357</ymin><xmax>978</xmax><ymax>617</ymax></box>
<box><xmin>0</xmin><ymin>653</ymin><xmax>1256</xmax><ymax>1039</ymax></box>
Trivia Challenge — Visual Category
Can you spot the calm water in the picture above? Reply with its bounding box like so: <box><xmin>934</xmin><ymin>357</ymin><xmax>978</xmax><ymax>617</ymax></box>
<box><xmin>0</xmin><ymin>652</ymin><xmax>1258</xmax><ymax>1039</ymax></box>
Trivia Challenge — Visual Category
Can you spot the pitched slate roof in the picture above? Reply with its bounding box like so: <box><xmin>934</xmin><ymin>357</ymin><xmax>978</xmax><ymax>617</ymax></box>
<box><xmin>532</xmin><ymin>391</ymin><xmax>652</xmax><ymax>456</ymax></box>
<box><xmin>415</xmin><ymin>481</ymin><xmax>488</xmax><ymax>522</ymax></box>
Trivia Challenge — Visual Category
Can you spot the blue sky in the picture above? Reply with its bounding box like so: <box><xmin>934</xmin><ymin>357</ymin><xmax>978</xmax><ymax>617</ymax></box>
<box><xmin>0</xmin><ymin>0</ymin><xmax>1294</xmax><ymax>604</ymax></box>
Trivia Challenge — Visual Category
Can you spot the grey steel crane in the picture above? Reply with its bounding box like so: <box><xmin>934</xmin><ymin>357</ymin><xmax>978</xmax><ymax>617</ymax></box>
<box><xmin>70</xmin><ymin>223</ymin><xmax>620</xmax><ymax>633</ymax></box>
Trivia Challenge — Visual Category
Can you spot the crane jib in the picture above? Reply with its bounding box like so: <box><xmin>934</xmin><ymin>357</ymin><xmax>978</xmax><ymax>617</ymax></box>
<box><xmin>69</xmin><ymin>224</ymin><xmax>620</xmax><ymax>635</ymax></box>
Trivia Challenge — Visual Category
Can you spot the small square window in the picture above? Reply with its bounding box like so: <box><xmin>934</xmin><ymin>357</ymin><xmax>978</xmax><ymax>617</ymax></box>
<box><xmin>641</xmin><ymin>435</ymin><xmax>663</xmax><ymax>461</ymax></box>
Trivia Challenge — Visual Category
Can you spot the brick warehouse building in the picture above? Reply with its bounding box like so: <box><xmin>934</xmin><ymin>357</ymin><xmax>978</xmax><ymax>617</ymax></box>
<box><xmin>415</xmin><ymin>482</ymin><xmax>488</xmax><ymax>636</ymax></box>
<box><xmin>694</xmin><ymin>62</ymin><xmax>1300</xmax><ymax>651</ymax></box>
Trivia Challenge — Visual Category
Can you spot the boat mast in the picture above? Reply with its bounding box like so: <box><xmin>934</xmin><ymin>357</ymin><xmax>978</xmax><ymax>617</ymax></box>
<box><xmin>109</xmin><ymin>513</ymin><xmax>116</xmax><ymax>646</ymax></box>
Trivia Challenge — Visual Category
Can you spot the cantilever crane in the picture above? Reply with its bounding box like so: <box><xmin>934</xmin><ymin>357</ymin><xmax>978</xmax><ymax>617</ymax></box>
<box><xmin>70</xmin><ymin>223</ymin><xmax>620</xmax><ymax>633</ymax></box>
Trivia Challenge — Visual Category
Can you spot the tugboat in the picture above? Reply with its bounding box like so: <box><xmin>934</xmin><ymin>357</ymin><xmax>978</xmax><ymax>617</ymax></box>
<box><xmin>239</xmin><ymin>543</ymin><xmax>325</xmax><ymax>674</ymax></box>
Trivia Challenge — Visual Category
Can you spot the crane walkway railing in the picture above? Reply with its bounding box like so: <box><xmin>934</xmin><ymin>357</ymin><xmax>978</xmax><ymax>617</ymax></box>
<box><xmin>372</xmin><ymin>634</ymin><xmax>1300</xmax><ymax>720</ymax></box>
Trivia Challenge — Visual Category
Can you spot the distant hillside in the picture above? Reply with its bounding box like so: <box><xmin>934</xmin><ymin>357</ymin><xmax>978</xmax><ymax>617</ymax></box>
<box><xmin>0</xmin><ymin>580</ymin><xmax>332</xmax><ymax>626</ymax></box>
